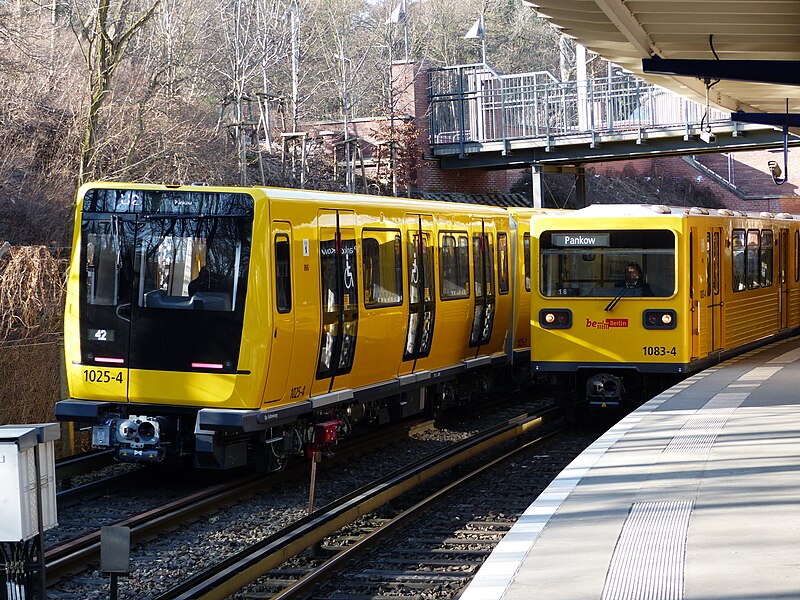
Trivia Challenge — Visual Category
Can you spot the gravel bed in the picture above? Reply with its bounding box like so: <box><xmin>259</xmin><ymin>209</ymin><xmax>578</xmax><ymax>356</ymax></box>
<box><xmin>47</xmin><ymin>393</ymin><xmax>554</xmax><ymax>599</ymax></box>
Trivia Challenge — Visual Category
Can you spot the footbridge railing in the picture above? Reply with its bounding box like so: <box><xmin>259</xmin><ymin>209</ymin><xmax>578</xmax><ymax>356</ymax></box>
<box><xmin>429</xmin><ymin>63</ymin><xmax>730</xmax><ymax>151</ymax></box>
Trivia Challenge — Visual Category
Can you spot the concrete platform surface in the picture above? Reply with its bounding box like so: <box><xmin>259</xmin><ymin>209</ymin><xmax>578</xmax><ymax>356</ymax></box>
<box><xmin>461</xmin><ymin>338</ymin><xmax>800</xmax><ymax>600</ymax></box>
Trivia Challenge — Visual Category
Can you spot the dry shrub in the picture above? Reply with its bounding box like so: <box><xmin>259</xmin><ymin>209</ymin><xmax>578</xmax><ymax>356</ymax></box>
<box><xmin>0</xmin><ymin>246</ymin><xmax>68</xmax><ymax>438</ymax></box>
<box><xmin>0</xmin><ymin>342</ymin><xmax>62</xmax><ymax>425</ymax></box>
<box><xmin>0</xmin><ymin>246</ymin><xmax>67</xmax><ymax>343</ymax></box>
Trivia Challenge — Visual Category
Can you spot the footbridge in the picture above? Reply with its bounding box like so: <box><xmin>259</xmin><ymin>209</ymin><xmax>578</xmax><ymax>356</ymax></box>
<box><xmin>428</xmin><ymin>64</ymin><xmax>792</xmax><ymax>171</ymax></box>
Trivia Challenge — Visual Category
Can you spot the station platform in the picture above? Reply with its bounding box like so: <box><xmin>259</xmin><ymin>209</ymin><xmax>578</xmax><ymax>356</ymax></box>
<box><xmin>461</xmin><ymin>336</ymin><xmax>800</xmax><ymax>600</ymax></box>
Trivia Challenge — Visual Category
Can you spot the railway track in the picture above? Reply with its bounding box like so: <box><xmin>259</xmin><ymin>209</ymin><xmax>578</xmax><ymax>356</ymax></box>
<box><xmin>55</xmin><ymin>449</ymin><xmax>116</xmax><ymax>483</ymax></box>
<box><xmin>152</xmin><ymin>405</ymin><xmax>564</xmax><ymax>600</ymax></box>
<box><xmin>44</xmin><ymin>417</ymin><xmax>437</xmax><ymax>584</ymax></box>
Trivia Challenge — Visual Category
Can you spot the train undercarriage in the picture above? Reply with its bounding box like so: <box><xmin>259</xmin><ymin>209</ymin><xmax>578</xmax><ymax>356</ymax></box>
<box><xmin>61</xmin><ymin>366</ymin><xmax>525</xmax><ymax>469</ymax></box>
<box><xmin>547</xmin><ymin>369</ymin><xmax>684</xmax><ymax>421</ymax></box>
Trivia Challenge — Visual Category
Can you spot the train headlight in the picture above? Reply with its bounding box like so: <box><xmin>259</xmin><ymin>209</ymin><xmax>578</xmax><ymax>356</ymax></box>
<box><xmin>643</xmin><ymin>309</ymin><xmax>677</xmax><ymax>330</ymax></box>
<box><xmin>539</xmin><ymin>309</ymin><xmax>572</xmax><ymax>329</ymax></box>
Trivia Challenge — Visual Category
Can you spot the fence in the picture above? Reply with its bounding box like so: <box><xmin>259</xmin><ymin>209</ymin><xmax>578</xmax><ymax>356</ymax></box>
<box><xmin>429</xmin><ymin>63</ymin><xmax>729</xmax><ymax>148</ymax></box>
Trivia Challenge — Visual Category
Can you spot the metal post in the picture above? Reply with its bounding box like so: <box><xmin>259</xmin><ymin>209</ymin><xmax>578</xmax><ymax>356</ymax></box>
<box><xmin>308</xmin><ymin>451</ymin><xmax>321</xmax><ymax>515</ymax></box>
<box><xmin>531</xmin><ymin>164</ymin><xmax>544</xmax><ymax>208</ymax></box>
<box><xmin>576</xmin><ymin>164</ymin><xmax>587</xmax><ymax>208</ymax></box>
<box><xmin>457</xmin><ymin>66</ymin><xmax>466</xmax><ymax>158</ymax></box>
<box><xmin>32</xmin><ymin>450</ymin><xmax>46</xmax><ymax>600</ymax></box>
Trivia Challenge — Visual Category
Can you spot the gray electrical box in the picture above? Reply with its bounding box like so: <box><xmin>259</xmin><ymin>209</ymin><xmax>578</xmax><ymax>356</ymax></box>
<box><xmin>0</xmin><ymin>423</ymin><xmax>60</xmax><ymax>542</ymax></box>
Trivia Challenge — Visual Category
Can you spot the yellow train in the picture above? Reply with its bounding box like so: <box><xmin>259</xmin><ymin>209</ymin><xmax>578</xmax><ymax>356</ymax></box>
<box><xmin>56</xmin><ymin>182</ymin><xmax>558</xmax><ymax>468</ymax></box>
<box><xmin>531</xmin><ymin>204</ymin><xmax>800</xmax><ymax>413</ymax></box>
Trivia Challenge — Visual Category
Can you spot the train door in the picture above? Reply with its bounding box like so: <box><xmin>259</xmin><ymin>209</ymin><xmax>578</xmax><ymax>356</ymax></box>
<box><xmin>313</xmin><ymin>210</ymin><xmax>359</xmax><ymax>395</ymax></box>
<box><xmin>708</xmin><ymin>227</ymin><xmax>723</xmax><ymax>352</ymax></box>
<box><xmin>403</xmin><ymin>214</ymin><xmax>436</xmax><ymax>368</ymax></box>
<box><xmin>469</xmin><ymin>219</ymin><xmax>496</xmax><ymax>354</ymax></box>
<box><xmin>780</xmin><ymin>228</ymin><xmax>789</xmax><ymax>329</ymax></box>
<box><xmin>263</xmin><ymin>222</ymin><xmax>295</xmax><ymax>403</ymax></box>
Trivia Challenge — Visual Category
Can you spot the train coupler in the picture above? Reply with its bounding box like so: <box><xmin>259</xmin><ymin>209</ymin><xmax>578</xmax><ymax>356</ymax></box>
<box><xmin>586</xmin><ymin>373</ymin><xmax>623</xmax><ymax>408</ymax></box>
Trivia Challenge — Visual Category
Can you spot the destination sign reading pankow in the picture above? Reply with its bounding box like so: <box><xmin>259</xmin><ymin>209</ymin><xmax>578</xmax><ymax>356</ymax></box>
<box><xmin>552</xmin><ymin>233</ymin><xmax>611</xmax><ymax>247</ymax></box>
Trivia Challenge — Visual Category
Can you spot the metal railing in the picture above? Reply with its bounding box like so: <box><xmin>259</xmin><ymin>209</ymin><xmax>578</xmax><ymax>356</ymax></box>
<box><xmin>429</xmin><ymin>63</ymin><xmax>729</xmax><ymax>149</ymax></box>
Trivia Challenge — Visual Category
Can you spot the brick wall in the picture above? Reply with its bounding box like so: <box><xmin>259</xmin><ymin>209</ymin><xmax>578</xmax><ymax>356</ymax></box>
<box><xmin>590</xmin><ymin>148</ymin><xmax>800</xmax><ymax>213</ymax></box>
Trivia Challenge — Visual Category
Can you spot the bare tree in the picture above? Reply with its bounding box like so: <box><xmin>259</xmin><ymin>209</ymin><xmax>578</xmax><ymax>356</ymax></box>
<box><xmin>71</xmin><ymin>0</ymin><xmax>162</xmax><ymax>184</ymax></box>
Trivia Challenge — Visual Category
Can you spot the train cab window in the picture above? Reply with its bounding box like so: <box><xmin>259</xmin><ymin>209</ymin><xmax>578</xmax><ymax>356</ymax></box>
<box><xmin>362</xmin><ymin>229</ymin><xmax>403</xmax><ymax>307</ymax></box>
<box><xmin>732</xmin><ymin>229</ymin><xmax>746</xmax><ymax>291</ymax></box>
<box><xmin>137</xmin><ymin>217</ymin><xmax>246</xmax><ymax>312</ymax></box>
<box><xmin>439</xmin><ymin>232</ymin><xmax>470</xmax><ymax>299</ymax></box>
<box><xmin>746</xmin><ymin>230</ymin><xmax>760</xmax><ymax>290</ymax></box>
<box><xmin>539</xmin><ymin>229</ymin><xmax>675</xmax><ymax>298</ymax></box>
<box><xmin>497</xmin><ymin>233</ymin><xmax>509</xmax><ymax>294</ymax></box>
<box><xmin>523</xmin><ymin>233</ymin><xmax>531</xmax><ymax>292</ymax></box>
<box><xmin>275</xmin><ymin>234</ymin><xmax>291</xmax><ymax>313</ymax></box>
<box><xmin>761</xmin><ymin>229</ymin><xmax>774</xmax><ymax>287</ymax></box>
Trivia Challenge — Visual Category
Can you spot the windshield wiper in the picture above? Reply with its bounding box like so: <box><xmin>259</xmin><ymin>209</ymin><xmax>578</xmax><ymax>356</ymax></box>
<box><xmin>112</xmin><ymin>215</ymin><xmax>122</xmax><ymax>272</ymax></box>
<box><xmin>605</xmin><ymin>284</ymin><xmax>631</xmax><ymax>312</ymax></box>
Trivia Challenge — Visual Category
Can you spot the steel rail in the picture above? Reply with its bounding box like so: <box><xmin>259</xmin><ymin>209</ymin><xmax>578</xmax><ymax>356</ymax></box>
<box><xmin>272</xmin><ymin>420</ymin><xmax>565</xmax><ymax>599</ymax></box>
<box><xmin>155</xmin><ymin>406</ymin><xmax>562</xmax><ymax>600</ymax></box>
<box><xmin>55</xmin><ymin>449</ymin><xmax>116</xmax><ymax>482</ymax></box>
<box><xmin>46</xmin><ymin>418</ymin><xmax>432</xmax><ymax>582</ymax></box>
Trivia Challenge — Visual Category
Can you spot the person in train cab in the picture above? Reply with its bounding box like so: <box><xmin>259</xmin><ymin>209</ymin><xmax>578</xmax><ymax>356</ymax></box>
<box><xmin>622</xmin><ymin>262</ymin><xmax>652</xmax><ymax>296</ymax></box>
<box><xmin>188</xmin><ymin>265</ymin><xmax>215</xmax><ymax>295</ymax></box>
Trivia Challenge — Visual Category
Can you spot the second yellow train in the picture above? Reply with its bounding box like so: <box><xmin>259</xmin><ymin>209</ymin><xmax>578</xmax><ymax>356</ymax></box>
<box><xmin>531</xmin><ymin>204</ymin><xmax>800</xmax><ymax>415</ymax></box>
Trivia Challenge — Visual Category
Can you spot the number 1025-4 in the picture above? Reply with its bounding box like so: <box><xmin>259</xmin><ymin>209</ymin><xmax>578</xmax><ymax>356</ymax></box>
<box><xmin>83</xmin><ymin>369</ymin><xmax>123</xmax><ymax>384</ymax></box>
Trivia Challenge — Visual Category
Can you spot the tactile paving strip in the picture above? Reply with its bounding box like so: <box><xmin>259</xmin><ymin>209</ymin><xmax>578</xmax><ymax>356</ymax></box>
<box><xmin>662</xmin><ymin>393</ymin><xmax>748</xmax><ymax>454</ymax></box>
<box><xmin>602</xmin><ymin>500</ymin><xmax>694</xmax><ymax>600</ymax></box>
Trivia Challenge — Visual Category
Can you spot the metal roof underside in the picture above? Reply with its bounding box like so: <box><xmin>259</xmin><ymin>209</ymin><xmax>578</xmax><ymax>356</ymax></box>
<box><xmin>523</xmin><ymin>0</ymin><xmax>800</xmax><ymax>118</ymax></box>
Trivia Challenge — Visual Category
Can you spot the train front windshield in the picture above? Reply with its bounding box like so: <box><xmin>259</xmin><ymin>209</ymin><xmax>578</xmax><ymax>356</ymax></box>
<box><xmin>540</xmin><ymin>230</ymin><xmax>675</xmax><ymax>297</ymax></box>
<box><xmin>79</xmin><ymin>188</ymin><xmax>253</xmax><ymax>373</ymax></box>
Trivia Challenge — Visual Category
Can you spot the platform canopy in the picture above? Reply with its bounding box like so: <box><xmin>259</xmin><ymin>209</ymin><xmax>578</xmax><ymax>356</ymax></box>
<box><xmin>523</xmin><ymin>0</ymin><xmax>800</xmax><ymax>122</ymax></box>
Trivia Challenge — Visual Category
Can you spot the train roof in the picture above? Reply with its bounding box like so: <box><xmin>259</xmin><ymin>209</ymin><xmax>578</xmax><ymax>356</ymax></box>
<box><xmin>80</xmin><ymin>182</ymin><xmax>558</xmax><ymax>217</ymax></box>
<box><xmin>548</xmin><ymin>204</ymin><xmax>800</xmax><ymax>221</ymax></box>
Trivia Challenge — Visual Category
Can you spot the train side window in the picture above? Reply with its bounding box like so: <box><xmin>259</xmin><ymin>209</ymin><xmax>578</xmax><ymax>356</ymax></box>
<box><xmin>795</xmin><ymin>231</ymin><xmax>799</xmax><ymax>283</ymax></box>
<box><xmin>732</xmin><ymin>229</ymin><xmax>745</xmax><ymax>292</ymax></box>
<box><xmin>362</xmin><ymin>229</ymin><xmax>403</xmax><ymax>307</ymax></box>
<box><xmin>523</xmin><ymin>233</ymin><xmax>531</xmax><ymax>292</ymax></box>
<box><xmin>439</xmin><ymin>231</ymin><xmax>470</xmax><ymax>299</ymax></box>
<box><xmin>473</xmin><ymin>234</ymin><xmax>495</xmax><ymax>297</ymax></box>
<box><xmin>706</xmin><ymin>232</ymin><xmax>712</xmax><ymax>297</ymax></box>
<box><xmin>761</xmin><ymin>229</ymin><xmax>774</xmax><ymax>287</ymax></box>
<box><xmin>712</xmin><ymin>231</ymin><xmax>720</xmax><ymax>295</ymax></box>
<box><xmin>497</xmin><ymin>233</ymin><xmax>509</xmax><ymax>294</ymax></box>
<box><xmin>275</xmin><ymin>234</ymin><xmax>291</xmax><ymax>313</ymax></box>
<box><xmin>457</xmin><ymin>235</ymin><xmax>470</xmax><ymax>294</ymax></box>
<box><xmin>746</xmin><ymin>229</ymin><xmax>760</xmax><ymax>290</ymax></box>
